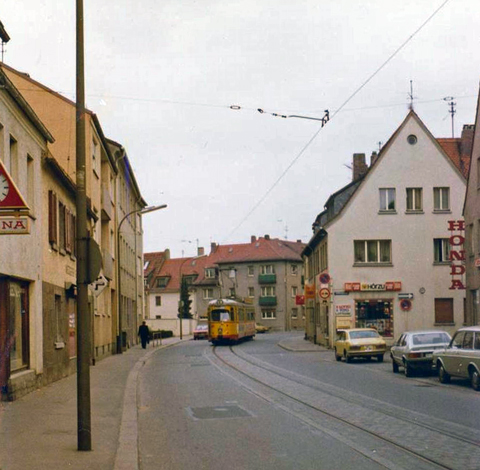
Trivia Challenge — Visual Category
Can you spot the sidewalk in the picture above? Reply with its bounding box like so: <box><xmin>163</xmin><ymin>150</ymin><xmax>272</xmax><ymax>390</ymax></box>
<box><xmin>0</xmin><ymin>336</ymin><xmax>187</xmax><ymax>470</ymax></box>
<box><xmin>0</xmin><ymin>333</ymin><xmax>328</xmax><ymax>470</ymax></box>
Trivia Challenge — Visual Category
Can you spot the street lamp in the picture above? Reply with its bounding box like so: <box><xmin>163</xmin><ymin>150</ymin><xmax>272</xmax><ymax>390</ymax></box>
<box><xmin>116</xmin><ymin>204</ymin><xmax>167</xmax><ymax>354</ymax></box>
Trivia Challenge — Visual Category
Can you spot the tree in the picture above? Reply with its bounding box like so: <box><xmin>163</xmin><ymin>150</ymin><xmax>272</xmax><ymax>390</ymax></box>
<box><xmin>178</xmin><ymin>277</ymin><xmax>193</xmax><ymax>319</ymax></box>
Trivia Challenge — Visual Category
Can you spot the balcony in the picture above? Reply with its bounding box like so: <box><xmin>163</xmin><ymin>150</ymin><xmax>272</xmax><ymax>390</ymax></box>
<box><xmin>258</xmin><ymin>274</ymin><xmax>276</xmax><ymax>284</ymax></box>
<box><xmin>259</xmin><ymin>296</ymin><xmax>277</xmax><ymax>306</ymax></box>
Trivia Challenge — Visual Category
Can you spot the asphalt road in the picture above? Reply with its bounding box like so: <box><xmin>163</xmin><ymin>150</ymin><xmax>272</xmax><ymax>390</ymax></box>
<box><xmin>137</xmin><ymin>333</ymin><xmax>480</xmax><ymax>470</ymax></box>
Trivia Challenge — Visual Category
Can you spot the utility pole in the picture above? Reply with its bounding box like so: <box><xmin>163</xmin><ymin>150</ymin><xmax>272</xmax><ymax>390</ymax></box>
<box><xmin>76</xmin><ymin>0</ymin><xmax>91</xmax><ymax>451</ymax></box>
<box><xmin>444</xmin><ymin>97</ymin><xmax>456</xmax><ymax>138</ymax></box>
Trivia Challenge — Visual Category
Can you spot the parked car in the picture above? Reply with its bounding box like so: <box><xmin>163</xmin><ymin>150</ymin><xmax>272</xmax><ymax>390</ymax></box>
<box><xmin>193</xmin><ymin>324</ymin><xmax>209</xmax><ymax>340</ymax></box>
<box><xmin>390</xmin><ymin>330</ymin><xmax>451</xmax><ymax>377</ymax></box>
<box><xmin>255</xmin><ymin>323</ymin><xmax>270</xmax><ymax>334</ymax></box>
<box><xmin>433</xmin><ymin>326</ymin><xmax>480</xmax><ymax>391</ymax></box>
<box><xmin>334</xmin><ymin>328</ymin><xmax>386</xmax><ymax>362</ymax></box>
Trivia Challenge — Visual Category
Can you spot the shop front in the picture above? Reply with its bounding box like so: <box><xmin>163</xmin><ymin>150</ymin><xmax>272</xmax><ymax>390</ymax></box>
<box><xmin>355</xmin><ymin>299</ymin><xmax>393</xmax><ymax>338</ymax></box>
<box><xmin>0</xmin><ymin>277</ymin><xmax>30</xmax><ymax>400</ymax></box>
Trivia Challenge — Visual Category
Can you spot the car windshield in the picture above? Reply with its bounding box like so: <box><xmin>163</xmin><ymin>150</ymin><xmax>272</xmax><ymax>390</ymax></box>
<box><xmin>210</xmin><ymin>308</ymin><xmax>232</xmax><ymax>322</ymax></box>
<box><xmin>349</xmin><ymin>330</ymin><xmax>379</xmax><ymax>339</ymax></box>
<box><xmin>412</xmin><ymin>332</ymin><xmax>450</xmax><ymax>345</ymax></box>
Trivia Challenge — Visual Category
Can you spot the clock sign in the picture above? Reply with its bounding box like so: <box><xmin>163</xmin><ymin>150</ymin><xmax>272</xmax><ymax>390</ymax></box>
<box><xmin>0</xmin><ymin>159</ymin><xmax>29</xmax><ymax>211</ymax></box>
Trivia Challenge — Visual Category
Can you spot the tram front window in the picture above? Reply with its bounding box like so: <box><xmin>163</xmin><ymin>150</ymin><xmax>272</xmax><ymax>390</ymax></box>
<box><xmin>211</xmin><ymin>308</ymin><xmax>233</xmax><ymax>322</ymax></box>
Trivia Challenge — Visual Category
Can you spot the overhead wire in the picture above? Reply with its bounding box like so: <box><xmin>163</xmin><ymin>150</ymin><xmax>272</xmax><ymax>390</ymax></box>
<box><xmin>222</xmin><ymin>0</ymin><xmax>452</xmax><ymax>243</ymax></box>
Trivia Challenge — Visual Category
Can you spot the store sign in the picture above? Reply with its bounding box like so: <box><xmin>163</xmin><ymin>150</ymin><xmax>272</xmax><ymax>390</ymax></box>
<box><xmin>335</xmin><ymin>304</ymin><xmax>351</xmax><ymax>316</ymax></box>
<box><xmin>0</xmin><ymin>216</ymin><xmax>30</xmax><ymax>235</ymax></box>
<box><xmin>295</xmin><ymin>294</ymin><xmax>305</xmax><ymax>305</ymax></box>
<box><xmin>448</xmin><ymin>220</ymin><xmax>466</xmax><ymax>290</ymax></box>
<box><xmin>344</xmin><ymin>282</ymin><xmax>401</xmax><ymax>292</ymax></box>
<box><xmin>305</xmin><ymin>284</ymin><xmax>315</xmax><ymax>299</ymax></box>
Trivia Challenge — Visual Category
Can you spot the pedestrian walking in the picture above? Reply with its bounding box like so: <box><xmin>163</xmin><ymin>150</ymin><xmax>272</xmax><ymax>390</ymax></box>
<box><xmin>138</xmin><ymin>321</ymin><xmax>150</xmax><ymax>349</ymax></box>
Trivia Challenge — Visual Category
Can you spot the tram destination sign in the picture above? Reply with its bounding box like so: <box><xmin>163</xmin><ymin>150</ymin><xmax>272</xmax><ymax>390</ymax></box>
<box><xmin>0</xmin><ymin>216</ymin><xmax>30</xmax><ymax>235</ymax></box>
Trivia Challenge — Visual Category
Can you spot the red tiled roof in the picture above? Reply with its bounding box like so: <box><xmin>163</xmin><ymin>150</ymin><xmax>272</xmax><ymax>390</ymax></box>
<box><xmin>152</xmin><ymin>256</ymin><xmax>210</xmax><ymax>292</ymax></box>
<box><xmin>437</xmin><ymin>138</ymin><xmax>470</xmax><ymax>178</ymax></box>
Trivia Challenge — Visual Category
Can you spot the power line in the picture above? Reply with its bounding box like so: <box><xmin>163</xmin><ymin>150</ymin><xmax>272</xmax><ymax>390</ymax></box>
<box><xmin>222</xmin><ymin>0</ymin><xmax>452</xmax><ymax>243</ymax></box>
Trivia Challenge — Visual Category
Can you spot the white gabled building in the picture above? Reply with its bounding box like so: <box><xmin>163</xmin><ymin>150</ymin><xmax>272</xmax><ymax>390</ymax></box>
<box><xmin>304</xmin><ymin>111</ymin><xmax>470</xmax><ymax>348</ymax></box>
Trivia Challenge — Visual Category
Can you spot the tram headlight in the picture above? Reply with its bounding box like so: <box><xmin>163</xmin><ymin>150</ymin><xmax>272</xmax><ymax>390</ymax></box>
<box><xmin>218</xmin><ymin>327</ymin><xmax>223</xmax><ymax>335</ymax></box>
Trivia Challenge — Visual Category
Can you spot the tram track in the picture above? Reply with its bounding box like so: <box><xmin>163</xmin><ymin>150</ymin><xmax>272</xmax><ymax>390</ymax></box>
<box><xmin>208</xmin><ymin>344</ymin><xmax>480</xmax><ymax>470</ymax></box>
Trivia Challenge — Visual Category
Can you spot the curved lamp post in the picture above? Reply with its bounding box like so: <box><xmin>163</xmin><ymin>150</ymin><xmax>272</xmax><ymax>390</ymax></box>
<box><xmin>117</xmin><ymin>204</ymin><xmax>167</xmax><ymax>353</ymax></box>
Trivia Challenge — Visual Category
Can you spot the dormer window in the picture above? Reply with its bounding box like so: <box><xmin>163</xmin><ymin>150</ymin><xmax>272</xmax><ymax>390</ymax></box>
<box><xmin>205</xmin><ymin>268</ymin><xmax>216</xmax><ymax>279</ymax></box>
<box><xmin>156</xmin><ymin>277</ymin><xmax>170</xmax><ymax>288</ymax></box>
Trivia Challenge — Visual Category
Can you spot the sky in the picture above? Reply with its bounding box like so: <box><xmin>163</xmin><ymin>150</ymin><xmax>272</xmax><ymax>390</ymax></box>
<box><xmin>2</xmin><ymin>0</ymin><xmax>479</xmax><ymax>258</ymax></box>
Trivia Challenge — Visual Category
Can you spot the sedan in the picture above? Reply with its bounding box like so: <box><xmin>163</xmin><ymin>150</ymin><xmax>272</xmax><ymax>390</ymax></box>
<box><xmin>255</xmin><ymin>323</ymin><xmax>271</xmax><ymax>334</ymax></box>
<box><xmin>334</xmin><ymin>328</ymin><xmax>386</xmax><ymax>362</ymax></box>
<box><xmin>433</xmin><ymin>326</ymin><xmax>480</xmax><ymax>391</ymax></box>
<box><xmin>390</xmin><ymin>330</ymin><xmax>451</xmax><ymax>377</ymax></box>
<box><xmin>193</xmin><ymin>324</ymin><xmax>209</xmax><ymax>340</ymax></box>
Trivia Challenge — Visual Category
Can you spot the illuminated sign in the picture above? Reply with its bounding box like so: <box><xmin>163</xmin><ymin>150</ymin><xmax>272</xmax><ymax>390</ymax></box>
<box><xmin>344</xmin><ymin>282</ymin><xmax>401</xmax><ymax>292</ymax></box>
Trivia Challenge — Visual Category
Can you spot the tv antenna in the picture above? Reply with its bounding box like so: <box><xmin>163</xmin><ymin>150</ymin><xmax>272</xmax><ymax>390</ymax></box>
<box><xmin>407</xmin><ymin>80</ymin><xmax>417</xmax><ymax>110</ymax></box>
<box><xmin>443</xmin><ymin>97</ymin><xmax>456</xmax><ymax>137</ymax></box>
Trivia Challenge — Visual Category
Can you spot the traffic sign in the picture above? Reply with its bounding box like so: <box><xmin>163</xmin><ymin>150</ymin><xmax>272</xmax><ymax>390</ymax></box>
<box><xmin>400</xmin><ymin>299</ymin><xmax>412</xmax><ymax>311</ymax></box>
<box><xmin>398</xmin><ymin>293</ymin><xmax>414</xmax><ymax>300</ymax></box>
<box><xmin>319</xmin><ymin>288</ymin><xmax>331</xmax><ymax>300</ymax></box>
<box><xmin>319</xmin><ymin>273</ymin><xmax>331</xmax><ymax>284</ymax></box>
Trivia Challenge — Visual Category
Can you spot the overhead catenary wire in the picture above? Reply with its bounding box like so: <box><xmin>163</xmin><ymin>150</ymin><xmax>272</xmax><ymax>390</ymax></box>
<box><xmin>222</xmin><ymin>0</ymin><xmax>452</xmax><ymax>243</ymax></box>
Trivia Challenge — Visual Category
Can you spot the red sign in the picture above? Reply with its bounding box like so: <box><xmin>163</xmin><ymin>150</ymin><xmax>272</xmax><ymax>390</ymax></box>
<box><xmin>319</xmin><ymin>288</ymin><xmax>331</xmax><ymax>300</ymax></box>
<box><xmin>0</xmin><ymin>159</ymin><xmax>29</xmax><ymax>211</ymax></box>
<box><xmin>319</xmin><ymin>273</ymin><xmax>331</xmax><ymax>284</ymax></box>
<box><xmin>295</xmin><ymin>294</ymin><xmax>305</xmax><ymax>305</ymax></box>
<box><xmin>400</xmin><ymin>299</ymin><xmax>412</xmax><ymax>311</ymax></box>
<box><xmin>448</xmin><ymin>220</ymin><xmax>466</xmax><ymax>290</ymax></box>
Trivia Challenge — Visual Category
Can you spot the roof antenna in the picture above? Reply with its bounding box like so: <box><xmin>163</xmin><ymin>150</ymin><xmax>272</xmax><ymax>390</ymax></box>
<box><xmin>443</xmin><ymin>97</ymin><xmax>456</xmax><ymax>138</ymax></box>
<box><xmin>407</xmin><ymin>80</ymin><xmax>417</xmax><ymax>110</ymax></box>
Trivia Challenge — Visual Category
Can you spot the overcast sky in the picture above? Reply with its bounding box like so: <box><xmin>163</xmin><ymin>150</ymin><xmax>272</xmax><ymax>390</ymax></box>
<box><xmin>3</xmin><ymin>0</ymin><xmax>479</xmax><ymax>257</ymax></box>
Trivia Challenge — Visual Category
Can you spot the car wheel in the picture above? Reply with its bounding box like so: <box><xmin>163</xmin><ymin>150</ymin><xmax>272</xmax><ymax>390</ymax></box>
<box><xmin>392</xmin><ymin>359</ymin><xmax>399</xmax><ymax>373</ymax></box>
<box><xmin>470</xmin><ymin>369</ymin><xmax>480</xmax><ymax>391</ymax></box>
<box><xmin>334</xmin><ymin>348</ymin><xmax>342</xmax><ymax>362</ymax></box>
<box><xmin>404</xmin><ymin>361</ymin><xmax>413</xmax><ymax>378</ymax></box>
<box><xmin>344</xmin><ymin>350</ymin><xmax>352</xmax><ymax>363</ymax></box>
<box><xmin>377</xmin><ymin>354</ymin><xmax>384</xmax><ymax>363</ymax></box>
<box><xmin>438</xmin><ymin>363</ymin><xmax>450</xmax><ymax>384</ymax></box>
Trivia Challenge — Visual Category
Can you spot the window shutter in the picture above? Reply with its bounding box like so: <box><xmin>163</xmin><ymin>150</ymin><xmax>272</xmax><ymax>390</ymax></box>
<box><xmin>48</xmin><ymin>190</ymin><xmax>58</xmax><ymax>244</ymax></box>
<box><xmin>435</xmin><ymin>298</ymin><xmax>454</xmax><ymax>323</ymax></box>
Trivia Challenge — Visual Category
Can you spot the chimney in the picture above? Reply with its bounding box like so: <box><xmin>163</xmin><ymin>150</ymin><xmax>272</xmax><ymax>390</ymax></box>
<box><xmin>370</xmin><ymin>151</ymin><xmax>379</xmax><ymax>167</ymax></box>
<box><xmin>165</xmin><ymin>249</ymin><xmax>170</xmax><ymax>260</ymax></box>
<box><xmin>264</xmin><ymin>234</ymin><xmax>270</xmax><ymax>240</ymax></box>
<box><xmin>210</xmin><ymin>242</ymin><xmax>218</xmax><ymax>254</ymax></box>
<box><xmin>352</xmin><ymin>153</ymin><xmax>368</xmax><ymax>181</ymax></box>
<box><xmin>251</xmin><ymin>235</ymin><xmax>256</xmax><ymax>243</ymax></box>
<box><xmin>197</xmin><ymin>247</ymin><xmax>205</xmax><ymax>256</ymax></box>
<box><xmin>297</xmin><ymin>239</ymin><xmax>302</xmax><ymax>243</ymax></box>
<box><xmin>460</xmin><ymin>124</ymin><xmax>474</xmax><ymax>158</ymax></box>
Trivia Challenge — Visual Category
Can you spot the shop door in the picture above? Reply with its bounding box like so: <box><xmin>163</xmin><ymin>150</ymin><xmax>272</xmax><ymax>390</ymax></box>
<box><xmin>0</xmin><ymin>279</ymin><xmax>9</xmax><ymax>396</ymax></box>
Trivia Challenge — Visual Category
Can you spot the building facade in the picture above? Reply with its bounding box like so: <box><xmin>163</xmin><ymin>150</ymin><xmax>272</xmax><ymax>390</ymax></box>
<box><xmin>304</xmin><ymin>111</ymin><xmax>469</xmax><ymax>348</ymax></box>
<box><xmin>145</xmin><ymin>236</ymin><xmax>306</xmax><ymax>334</ymax></box>
<box><xmin>464</xmin><ymin>88</ymin><xmax>480</xmax><ymax>325</ymax></box>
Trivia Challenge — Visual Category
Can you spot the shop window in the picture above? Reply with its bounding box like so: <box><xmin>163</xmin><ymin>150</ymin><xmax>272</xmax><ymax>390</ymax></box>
<box><xmin>355</xmin><ymin>300</ymin><xmax>393</xmax><ymax>337</ymax></box>
<box><xmin>8</xmin><ymin>281</ymin><xmax>29</xmax><ymax>372</ymax></box>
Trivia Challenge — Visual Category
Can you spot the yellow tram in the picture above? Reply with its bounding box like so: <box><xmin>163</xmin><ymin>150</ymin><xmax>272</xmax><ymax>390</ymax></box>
<box><xmin>207</xmin><ymin>298</ymin><xmax>256</xmax><ymax>344</ymax></box>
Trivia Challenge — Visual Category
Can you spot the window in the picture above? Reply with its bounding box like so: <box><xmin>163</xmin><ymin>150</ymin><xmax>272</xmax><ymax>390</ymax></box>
<box><xmin>205</xmin><ymin>268</ymin><xmax>216</xmax><ymax>279</ymax></box>
<box><xmin>407</xmin><ymin>134</ymin><xmax>418</xmax><ymax>145</ymax></box>
<box><xmin>261</xmin><ymin>309</ymin><xmax>276</xmax><ymax>319</ymax></box>
<box><xmin>247</xmin><ymin>266</ymin><xmax>254</xmax><ymax>276</ymax></box>
<box><xmin>434</xmin><ymin>239</ymin><xmax>450</xmax><ymax>263</ymax></box>
<box><xmin>379</xmin><ymin>188</ymin><xmax>395</xmax><ymax>212</ymax></box>
<box><xmin>291</xmin><ymin>308</ymin><xmax>298</xmax><ymax>319</ymax></box>
<box><xmin>59</xmin><ymin>202</ymin><xmax>66</xmax><ymax>253</ymax></box>
<box><xmin>354</xmin><ymin>240</ymin><xmax>391</xmax><ymax>264</ymax></box>
<box><xmin>260</xmin><ymin>265</ymin><xmax>275</xmax><ymax>274</ymax></box>
<box><xmin>155</xmin><ymin>296</ymin><xmax>161</xmax><ymax>306</ymax></box>
<box><xmin>228</xmin><ymin>288</ymin><xmax>235</xmax><ymax>297</ymax></box>
<box><xmin>261</xmin><ymin>286</ymin><xmax>276</xmax><ymax>296</ymax></box>
<box><xmin>92</xmin><ymin>138</ymin><xmax>99</xmax><ymax>176</ymax></box>
<box><xmin>435</xmin><ymin>298</ymin><xmax>454</xmax><ymax>324</ymax></box>
<box><xmin>27</xmin><ymin>155</ymin><xmax>34</xmax><ymax>212</ymax></box>
<box><xmin>48</xmin><ymin>190</ymin><xmax>58</xmax><ymax>246</ymax></box>
<box><xmin>356</xmin><ymin>300</ymin><xmax>393</xmax><ymax>337</ymax></box>
<box><xmin>203</xmin><ymin>288</ymin><xmax>214</xmax><ymax>299</ymax></box>
<box><xmin>156</xmin><ymin>277</ymin><xmax>170</xmax><ymax>288</ymax></box>
<box><xmin>291</xmin><ymin>264</ymin><xmax>298</xmax><ymax>275</ymax></box>
<box><xmin>433</xmin><ymin>187</ymin><xmax>450</xmax><ymax>211</ymax></box>
<box><xmin>406</xmin><ymin>188</ymin><xmax>422</xmax><ymax>211</ymax></box>
<box><xmin>291</xmin><ymin>286</ymin><xmax>298</xmax><ymax>297</ymax></box>
<box><xmin>9</xmin><ymin>135</ymin><xmax>18</xmax><ymax>182</ymax></box>
<box><xmin>248</xmin><ymin>287</ymin><xmax>255</xmax><ymax>298</ymax></box>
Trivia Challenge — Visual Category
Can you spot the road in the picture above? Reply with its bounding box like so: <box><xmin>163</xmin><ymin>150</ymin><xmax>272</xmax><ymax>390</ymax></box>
<box><xmin>137</xmin><ymin>333</ymin><xmax>480</xmax><ymax>470</ymax></box>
